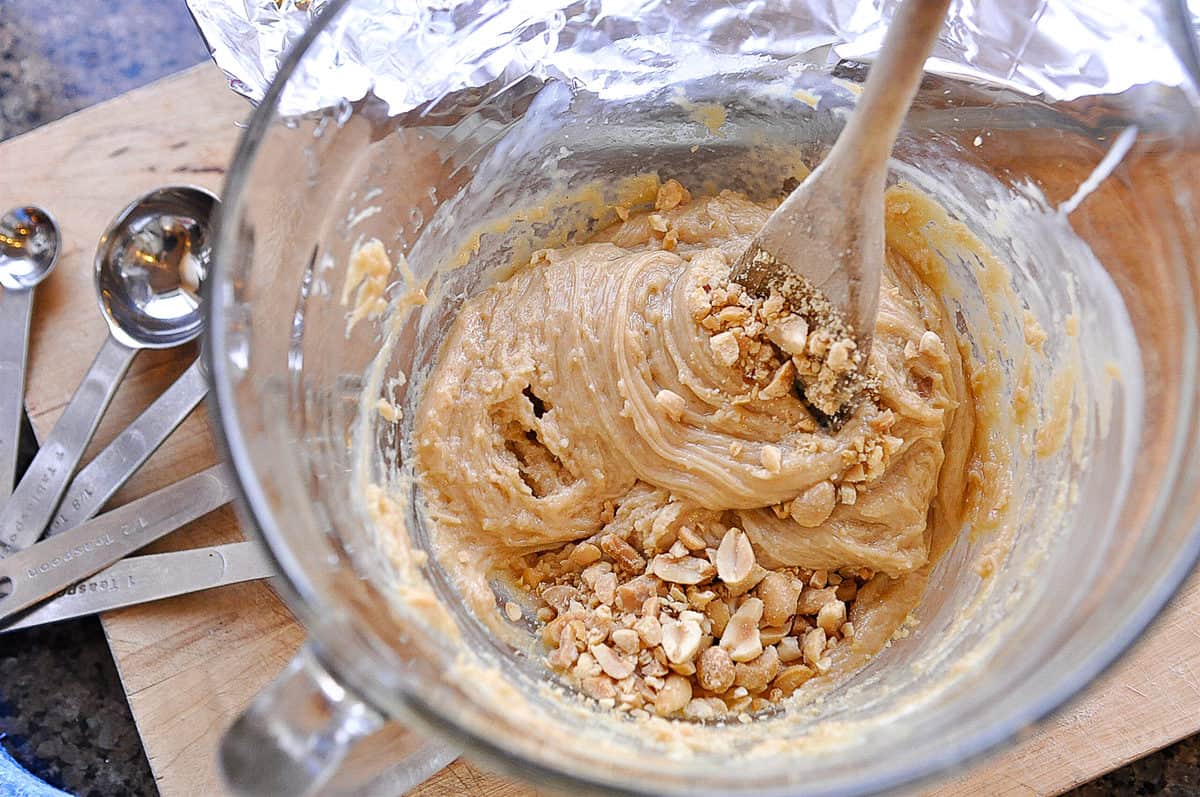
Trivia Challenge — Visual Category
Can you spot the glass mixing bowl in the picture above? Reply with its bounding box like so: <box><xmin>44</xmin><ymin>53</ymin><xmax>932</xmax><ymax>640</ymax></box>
<box><xmin>206</xmin><ymin>1</ymin><xmax>1200</xmax><ymax>795</ymax></box>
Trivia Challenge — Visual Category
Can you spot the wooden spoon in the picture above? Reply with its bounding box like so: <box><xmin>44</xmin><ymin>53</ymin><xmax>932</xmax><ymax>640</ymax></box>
<box><xmin>730</xmin><ymin>0</ymin><xmax>950</xmax><ymax>417</ymax></box>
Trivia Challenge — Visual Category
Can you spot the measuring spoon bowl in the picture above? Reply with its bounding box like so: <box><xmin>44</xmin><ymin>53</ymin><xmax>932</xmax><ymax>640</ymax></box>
<box><xmin>0</xmin><ymin>206</ymin><xmax>61</xmax><ymax>497</ymax></box>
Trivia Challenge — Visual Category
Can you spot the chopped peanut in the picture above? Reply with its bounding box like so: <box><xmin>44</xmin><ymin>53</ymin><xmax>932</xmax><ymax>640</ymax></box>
<box><xmin>655</xmin><ymin>179</ymin><xmax>691</xmax><ymax>211</ymax></box>
<box><xmin>773</xmin><ymin>664</ymin><xmax>815</xmax><ymax>694</ymax></box>
<box><xmin>661</xmin><ymin>617</ymin><xmax>703</xmax><ymax>664</ymax></box>
<box><xmin>611</xmin><ymin>628</ymin><xmax>640</xmax><ymax>654</ymax></box>
<box><xmin>797</xmin><ymin>586</ymin><xmax>838</xmax><ymax>615</ymax></box>
<box><xmin>734</xmin><ymin>646</ymin><xmax>780</xmax><ymax>693</ymax></box>
<box><xmin>720</xmin><ymin>598</ymin><xmax>764</xmax><ymax>662</ymax></box>
<box><xmin>716</xmin><ymin>528</ymin><xmax>755</xmax><ymax>585</ymax></box>
<box><xmin>817</xmin><ymin>599</ymin><xmax>847</xmax><ymax>635</ymax></box>
<box><xmin>601</xmin><ymin>534</ymin><xmax>646</xmax><ymax>573</ymax></box>
<box><xmin>790</xmin><ymin>481</ymin><xmax>837</xmax><ymax>527</ymax></box>
<box><xmin>709</xmin><ymin>330</ymin><xmax>740</xmax><ymax>367</ymax></box>
<box><xmin>655</xmin><ymin>388</ymin><xmax>687</xmax><ymax>421</ymax></box>
<box><xmin>654</xmin><ymin>674</ymin><xmax>693</xmax><ymax>715</ymax></box>
<box><xmin>758</xmin><ymin>572</ymin><xmax>801</xmax><ymax>628</ymax></box>
<box><xmin>591</xmin><ymin>643</ymin><xmax>635</xmax><ymax>680</ymax></box>
<box><xmin>802</xmin><ymin>627</ymin><xmax>827</xmax><ymax>667</ymax></box>
<box><xmin>570</xmin><ymin>543</ymin><xmax>603</xmax><ymax>566</ymax></box>
<box><xmin>651</xmin><ymin>554</ymin><xmax>716</xmax><ymax>585</ymax></box>
<box><xmin>697</xmin><ymin>646</ymin><xmax>736</xmax><ymax>692</ymax></box>
<box><xmin>760</xmin><ymin>445</ymin><xmax>783</xmax><ymax>473</ymax></box>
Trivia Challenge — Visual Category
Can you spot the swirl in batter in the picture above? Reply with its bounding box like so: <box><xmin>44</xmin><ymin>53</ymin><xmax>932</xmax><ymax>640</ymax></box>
<box><xmin>414</xmin><ymin>181</ymin><xmax>982</xmax><ymax>717</ymax></box>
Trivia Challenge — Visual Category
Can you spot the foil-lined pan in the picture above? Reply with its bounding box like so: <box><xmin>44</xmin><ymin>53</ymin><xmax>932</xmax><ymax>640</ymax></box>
<box><xmin>186</xmin><ymin>0</ymin><xmax>1200</xmax><ymax>116</ymax></box>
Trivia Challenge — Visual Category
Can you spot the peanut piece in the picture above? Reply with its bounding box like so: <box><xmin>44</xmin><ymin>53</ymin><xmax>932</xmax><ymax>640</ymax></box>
<box><xmin>760</xmin><ymin>445</ymin><xmax>782</xmax><ymax>473</ymax></box>
<box><xmin>591</xmin><ymin>643</ymin><xmax>635</xmax><ymax>680</ymax></box>
<box><xmin>661</xmin><ymin>617</ymin><xmax>703</xmax><ymax>664</ymax></box>
<box><xmin>734</xmin><ymin>646</ymin><xmax>780</xmax><ymax>693</ymax></box>
<box><xmin>724</xmin><ymin>563</ymin><xmax>768</xmax><ymax>597</ymax></box>
<box><xmin>776</xmin><ymin>636</ymin><xmax>803</xmax><ymax>663</ymax></box>
<box><xmin>542</xmin><ymin>615</ymin><xmax>568</xmax><ymax>648</ymax></box>
<box><xmin>677</xmin><ymin>525</ymin><xmax>706</xmax><ymax>550</ymax></box>
<box><xmin>594</xmin><ymin>571</ymin><xmax>618</xmax><ymax>605</ymax></box>
<box><xmin>759</xmin><ymin>360</ymin><xmax>796</xmax><ymax>400</ymax></box>
<box><xmin>827</xmin><ymin>338</ymin><xmax>855</xmax><ymax>370</ymax></box>
<box><xmin>773</xmin><ymin>664</ymin><xmax>816</xmax><ymax>695</ymax></box>
<box><xmin>719</xmin><ymin>597</ymin><xmax>764</xmax><ymax>662</ymax></box>
<box><xmin>919</xmin><ymin>329</ymin><xmax>944</xmax><ymax>357</ymax></box>
<box><xmin>655</xmin><ymin>389</ymin><xmax>687</xmax><ymax>421</ymax></box>
<box><xmin>651</xmin><ymin>554</ymin><xmax>716</xmax><ymax>585</ymax></box>
<box><xmin>581</xmin><ymin>675</ymin><xmax>617</xmax><ymax>700</ymax></box>
<box><xmin>758</xmin><ymin>572</ymin><xmax>801</xmax><ymax>627</ymax></box>
<box><xmin>706</xmin><ymin>598</ymin><xmax>732</xmax><ymax>636</ymax></box>
<box><xmin>541</xmin><ymin>585</ymin><xmax>578</xmax><ymax>613</ymax></box>
<box><xmin>580</xmin><ymin>561</ymin><xmax>612</xmax><ymax>589</ymax></box>
<box><xmin>686</xmin><ymin>587</ymin><xmax>716</xmax><ymax>610</ymax></box>
<box><xmin>654</xmin><ymin>674</ymin><xmax>693</xmax><ymax>715</ymax></box>
<box><xmin>817</xmin><ymin>599</ymin><xmax>847</xmax><ymax>636</ymax></box>
<box><xmin>601</xmin><ymin>534</ymin><xmax>646</xmax><ymax>573</ymax></box>
<box><xmin>802</xmin><ymin>627</ymin><xmax>827</xmax><ymax>667</ymax></box>
<box><xmin>569</xmin><ymin>543</ymin><xmax>602</xmax><ymax>566</ymax></box>
<box><xmin>573</xmin><ymin>651</ymin><xmax>601</xmax><ymax>680</ymax></box>
<box><xmin>758</xmin><ymin>623</ymin><xmax>792</xmax><ymax>646</ymax></box>
<box><xmin>766</xmin><ymin>316</ymin><xmax>809</xmax><ymax>356</ymax></box>
<box><xmin>716</xmin><ymin>528</ymin><xmax>755</xmax><ymax>585</ymax></box>
<box><xmin>796</xmin><ymin>586</ymin><xmax>838</xmax><ymax>615</ymax></box>
<box><xmin>548</xmin><ymin>623</ymin><xmax>580</xmax><ymax>670</ymax></box>
<box><xmin>611</xmin><ymin>628</ymin><xmax>641</xmax><ymax>654</ymax></box>
<box><xmin>616</xmin><ymin>575</ymin><xmax>657</xmax><ymax>612</ymax></box>
<box><xmin>696</xmin><ymin>646</ymin><xmax>736</xmax><ymax>693</ymax></box>
<box><xmin>651</xmin><ymin>502</ymin><xmax>687</xmax><ymax>551</ymax></box>
<box><xmin>790</xmin><ymin>481</ymin><xmax>837</xmax><ymax>527</ymax></box>
<box><xmin>668</xmin><ymin>659</ymin><xmax>697</xmax><ymax>676</ymax></box>
<box><xmin>655</xmin><ymin>179</ymin><xmax>691</xmax><ymax>211</ymax></box>
<box><xmin>683</xmin><ymin>697</ymin><xmax>722</xmax><ymax>720</ymax></box>
<box><xmin>634</xmin><ymin>614</ymin><xmax>663</xmax><ymax>647</ymax></box>
<box><xmin>709</xmin><ymin>330</ymin><xmax>740</xmax><ymax>367</ymax></box>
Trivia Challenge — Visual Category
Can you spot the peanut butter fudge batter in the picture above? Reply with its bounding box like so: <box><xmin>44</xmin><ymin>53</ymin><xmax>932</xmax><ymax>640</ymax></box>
<box><xmin>414</xmin><ymin>179</ymin><xmax>982</xmax><ymax>719</ymax></box>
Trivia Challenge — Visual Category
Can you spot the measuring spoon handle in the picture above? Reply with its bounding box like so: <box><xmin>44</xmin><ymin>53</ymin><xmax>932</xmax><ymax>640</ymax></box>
<box><xmin>0</xmin><ymin>540</ymin><xmax>273</xmax><ymax>632</ymax></box>
<box><xmin>0</xmin><ymin>464</ymin><xmax>236</xmax><ymax>623</ymax></box>
<box><xmin>0</xmin><ymin>288</ymin><xmax>34</xmax><ymax>499</ymax></box>
<box><xmin>0</xmin><ymin>334</ymin><xmax>136</xmax><ymax>551</ymax></box>
<box><xmin>48</xmin><ymin>356</ymin><xmax>209</xmax><ymax>536</ymax></box>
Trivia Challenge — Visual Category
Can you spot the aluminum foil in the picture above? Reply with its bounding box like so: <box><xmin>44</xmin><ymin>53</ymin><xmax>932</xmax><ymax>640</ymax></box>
<box><xmin>186</xmin><ymin>0</ymin><xmax>1200</xmax><ymax>116</ymax></box>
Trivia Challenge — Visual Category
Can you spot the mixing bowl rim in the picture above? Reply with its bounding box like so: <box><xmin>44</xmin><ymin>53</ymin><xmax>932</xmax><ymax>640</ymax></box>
<box><xmin>205</xmin><ymin>0</ymin><xmax>1200</xmax><ymax>792</ymax></box>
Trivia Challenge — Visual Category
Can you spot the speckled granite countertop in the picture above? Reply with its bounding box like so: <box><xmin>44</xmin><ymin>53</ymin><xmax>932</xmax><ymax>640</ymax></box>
<box><xmin>0</xmin><ymin>2</ymin><xmax>1196</xmax><ymax>796</ymax></box>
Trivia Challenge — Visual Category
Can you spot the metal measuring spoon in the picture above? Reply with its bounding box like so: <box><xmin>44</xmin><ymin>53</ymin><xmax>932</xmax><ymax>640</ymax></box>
<box><xmin>0</xmin><ymin>187</ymin><xmax>217</xmax><ymax>554</ymax></box>
<box><xmin>0</xmin><ymin>464</ymin><xmax>236</xmax><ymax>623</ymax></box>
<box><xmin>0</xmin><ymin>206</ymin><xmax>61</xmax><ymax>498</ymax></box>
<box><xmin>46</xmin><ymin>351</ymin><xmax>210</xmax><ymax>536</ymax></box>
<box><xmin>0</xmin><ymin>540</ymin><xmax>274</xmax><ymax>632</ymax></box>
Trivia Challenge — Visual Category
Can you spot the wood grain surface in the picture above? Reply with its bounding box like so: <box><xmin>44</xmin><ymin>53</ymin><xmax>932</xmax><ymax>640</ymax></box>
<box><xmin>1</xmin><ymin>62</ymin><xmax>1196</xmax><ymax>797</ymax></box>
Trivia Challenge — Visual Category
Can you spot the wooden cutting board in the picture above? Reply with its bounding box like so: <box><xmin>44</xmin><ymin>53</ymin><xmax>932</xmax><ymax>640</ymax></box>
<box><xmin>2</xmin><ymin>62</ymin><xmax>1198</xmax><ymax>797</ymax></box>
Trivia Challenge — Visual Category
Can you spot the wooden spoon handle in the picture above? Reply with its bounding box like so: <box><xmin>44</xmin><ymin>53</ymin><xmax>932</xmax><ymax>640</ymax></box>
<box><xmin>830</xmin><ymin>0</ymin><xmax>951</xmax><ymax>178</ymax></box>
